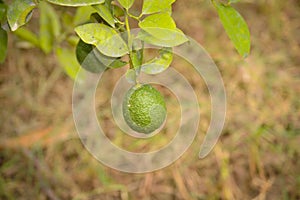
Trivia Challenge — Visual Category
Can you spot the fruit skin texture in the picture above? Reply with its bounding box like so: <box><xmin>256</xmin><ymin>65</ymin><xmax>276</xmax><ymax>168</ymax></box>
<box><xmin>123</xmin><ymin>84</ymin><xmax>167</xmax><ymax>134</ymax></box>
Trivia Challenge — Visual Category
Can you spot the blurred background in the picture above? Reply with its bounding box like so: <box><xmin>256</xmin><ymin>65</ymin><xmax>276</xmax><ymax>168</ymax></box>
<box><xmin>0</xmin><ymin>0</ymin><xmax>300</xmax><ymax>199</ymax></box>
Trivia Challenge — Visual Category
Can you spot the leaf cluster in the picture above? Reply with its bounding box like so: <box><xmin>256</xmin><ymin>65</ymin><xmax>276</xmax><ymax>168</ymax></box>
<box><xmin>0</xmin><ymin>0</ymin><xmax>251</xmax><ymax>80</ymax></box>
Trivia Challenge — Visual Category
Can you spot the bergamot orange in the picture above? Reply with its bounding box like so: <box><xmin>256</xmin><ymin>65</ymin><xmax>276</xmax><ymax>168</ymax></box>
<box><xmin>123</xmin><ymin>84</ymin><xmax>167</xmax><ymax>134</ymax></box>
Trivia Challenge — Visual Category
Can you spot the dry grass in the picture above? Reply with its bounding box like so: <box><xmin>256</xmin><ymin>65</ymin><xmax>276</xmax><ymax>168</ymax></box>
<box><xmin>1</xmin><ymin>0</ymin><xmax>300</xmax><ymax>199</ymax></box>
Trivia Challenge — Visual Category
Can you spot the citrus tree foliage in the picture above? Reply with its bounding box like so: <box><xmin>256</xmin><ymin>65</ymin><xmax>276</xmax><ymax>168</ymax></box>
<box><xmin>0</xmin><ymin>0</ymin><xmax>251</xmax><ymax>79</ymax></box>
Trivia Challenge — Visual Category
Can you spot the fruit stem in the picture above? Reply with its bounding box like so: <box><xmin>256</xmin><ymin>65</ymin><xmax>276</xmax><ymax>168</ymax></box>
<box><xmin>125</xmin><ymin>13</ymin><xmax>138</xmax><ymax>84</ymax></box>
<box><xmin>125</xmin><ymin>14</ymin><xmax>132</xmax><ymax>50</ymax></box>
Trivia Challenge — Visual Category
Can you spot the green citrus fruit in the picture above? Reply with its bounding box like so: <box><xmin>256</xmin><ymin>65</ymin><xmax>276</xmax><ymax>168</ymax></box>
<box><xmin>123</xmin><ymin>84</ymin><xmax>167</xmax><ymax>134</ymax></box>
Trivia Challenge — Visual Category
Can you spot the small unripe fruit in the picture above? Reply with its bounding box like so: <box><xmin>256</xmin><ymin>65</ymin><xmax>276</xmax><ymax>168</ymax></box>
<box><xmin>122</xmin><ymin>84</ymin><xmax>167</xmax><ymax>134</ymax></box>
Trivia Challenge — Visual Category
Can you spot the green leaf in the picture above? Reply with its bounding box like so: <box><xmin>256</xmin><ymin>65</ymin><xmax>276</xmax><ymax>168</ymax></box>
<box><xmin>105</xmin><ymin>0</ymin><xmax>113</xmax><ymax>7</ymax></box>
<box><xmin>139</xmin><ymin>13</ymin><xmax>176</xmax><ymax>36</ymax></box>
<box><xmin>142</xmin><ymin>0</ymin><xmax>175</xmax><ymax>14</ymax></box>
<box><xmin>0</xmin><ymin>28</ymin><xmax>7</xmax><ymax>63</ymax></box>
<box><xmin>76</xmin><ymin>39</ymin><xmax>108</xmax><ymax>73</ymax></box>
<box><xmin>42</xmin><ymin>2</ymin><xmax>61</xmax><ymax>38</ymax></box>
<box><xmin>46</xmin><ymin>0</ymin><xmax>104</xmax><ymax>7</ymax></box>
<box><xmin>39</xmin><ymin>1</ymin><xmax>60</xmax><ymax>54</ymax></box>
<box><xmin>216</xmin><ymin>3</ymin><xmax>250</xmax><ymax>57</ymax></box>
<box><xmin>56</xmin><ymin>47</ymin><xmax>83</xmax><ymax>81</ymax></box>
<box><xmin>125</xmin><ymin>68</ymin><xmax>136</xmax><ymax>84</ymax></box>
<box><xmin>117</xmin><ymin>0</ymin><xmax>134</xmax><ymax>10</ymax></box>
<box><xmin>93</xmin><ymin>45</ymin><xmax>127</xmax><ymax>69</ymax></box>
<box><xmin>130</xmin><ymin>49</ymin><xmax>142</xmax><ymax>71</ymax></box>
<box><xmin>163</xmin><ymin>6</ymin><xmax>172</xmax><ymax>15</ymax></box>
<box><xmin>141</xmin><ymin>47</ymin><xmax>173</xmax><ymax>74</ymax></box>
<box><xmin>67</xmin><ymin>35</ymin><xmax>80</xmax><ymax>46</ymax></box>
<box><xmin>73</xmin><ymin>6</ymin><xmax>96</xmax><ymax>26</ymax></box>
<box><xmin>76</xmin><ymin>39</ymin><xmax>126</xmax><ymax>73</ymax></box>
<box><xmin>0</xmin><ymin>3</ymin><xmax>7</xmax><ymax>21</ymax></box>
<box><xmin>93</xmin><ymin>4</ymin><xmax>115</xmax><ymax>28</ymax></box>
<box><xmin>138</xmin><ymin>13</ymin><xmax>188</xmax><ymax>44</ymax></box>
<box><xmin>7</xmin><ymin>0</ymin><xmax>36</xmax><ymax>31</ymax></box>
<box><xmin>62</xmin><ymin>12</ymin><xmax>73</xmax><ymax>29</ymax></box>
<box><xmin>112</xmin><ymin>4</ymin><xmax>124</xmax><ymax>17</ymax></box>
<box><xmin>109</xmin><ymin>59</ymin><xmax>127</xmax><ymax>69</ymax></box>
<box><xmin>75</xmin><ymin>23</ymin><xmax>128</xmax><ymax>57</ymax></box>
<box><xmin>14</xmin><ymin>27</ymin><xmax>40</xmax><ymax>47</ymax></box>
<box><xmin>90</xmin><ymin>12</ymin><xmax>103</xmax><ymax>23</ymax></box>
<box><xmin>137</xmin><ymin>30</ymin><xmax>188</xmax><ymax>47</ymax></box>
